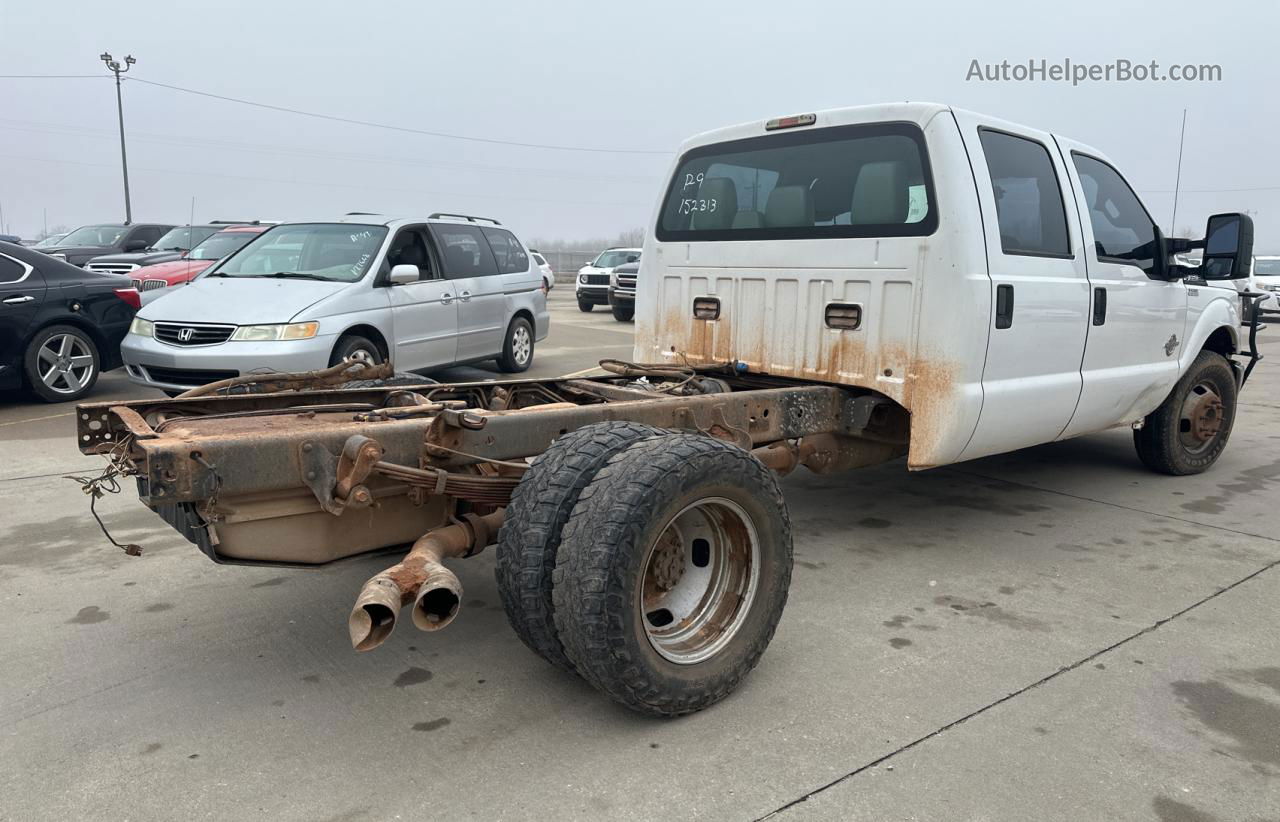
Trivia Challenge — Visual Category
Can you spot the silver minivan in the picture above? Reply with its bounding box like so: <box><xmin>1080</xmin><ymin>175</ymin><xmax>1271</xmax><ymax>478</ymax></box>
<box><xmin>122</xmin><ymin>213</ymin><xmax>550</xmax><ymax>392</ymax></box>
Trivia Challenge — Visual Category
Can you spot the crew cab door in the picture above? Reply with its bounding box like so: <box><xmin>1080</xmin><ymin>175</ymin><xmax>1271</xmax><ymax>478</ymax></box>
<box><xmin>384</xmin><ymin>226</ymin><xmax>458</xmax><ymax>370</ymax></box>
<box><xmin>1053</xmin><ymin>140</ymin><xmax>1187</xmax><ymax>437</ymax></box>
<box><xmin>953</xmin><ymin>112</ymin><xmax>1091</xmax><ymax>461</ymax></box>
<box><xmin>430</xmin><ymin>224</ymin><xmax>508</xmax><ymax>361</ymax></box>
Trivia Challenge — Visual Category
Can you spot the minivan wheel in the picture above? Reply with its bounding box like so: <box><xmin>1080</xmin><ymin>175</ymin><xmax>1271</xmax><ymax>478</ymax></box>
<box><xmin>329</xmin><ymin>334</ymin><xmax>383</xmax><ymax>368</ymax></box>
<box><xmin>1134</xmin><ymin>350</ymin><xmax>1237</xmax><ymax>475</ymax></box>
<box><xmin>23</xmin><ymin>325</ymin><xmax>100</xmax><ymax>403</ymax></box>
<box><xmin>496</xmin><ymin>317</ymin><xmax>534</xmax><ymax>373</ymax></box>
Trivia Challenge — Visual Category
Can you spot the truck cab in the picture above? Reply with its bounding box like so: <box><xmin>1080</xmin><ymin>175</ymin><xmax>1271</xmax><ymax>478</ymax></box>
<box><xmin>637</xmin><ymin>103</ymin><xmax>1255</xmax><ymax>472</ymax></box>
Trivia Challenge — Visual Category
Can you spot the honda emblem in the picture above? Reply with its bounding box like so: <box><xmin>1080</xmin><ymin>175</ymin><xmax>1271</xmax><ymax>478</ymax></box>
<box><xmin>177</xmin><ymin>327</ymin><xmax>195</xmax><ymax>342</ymax></box>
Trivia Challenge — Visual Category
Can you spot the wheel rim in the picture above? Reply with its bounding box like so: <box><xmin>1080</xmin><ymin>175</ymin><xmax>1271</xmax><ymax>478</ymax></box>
<box><xmin>639</xmin><ymin>497</ymin><xmax>760</xmax><ymax>665</ymax></box>
<box><xmin>512</xmin><ymin>325</ymin><xmax>532</xmax><ymax>365</ymax></box>
<box><xmin>1179</xmin><ymin>380</ymin><xmax>1227</xmax><ymax>455</ymax></box>
<box><xmin>37</xmin><ymin>333</ymin><xmax>95</xmax><ymax>395</ymax></box>
<box><xmin>348</xmin><ymin>347</ymin><xmax>378</xmax><ymax>366</ymax></box>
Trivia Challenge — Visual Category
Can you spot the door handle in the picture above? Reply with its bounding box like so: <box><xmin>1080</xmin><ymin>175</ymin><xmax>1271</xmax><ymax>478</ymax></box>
<box><xmin>995</xmin><ymin>284</ymin><xmax>1014</xmax><ymax>329</ymax></box>
<box><xmin>1092</xmin><ymin>287</ymin><xmax>1107</xmax><ymax>326</ymax></box>
<box><xmin>440</xmin><ymin>293</ymin><xmax>454</xmax><ymax>305</ymax></box>
<box><xmin>3</xmin><ymin>295</ymin><xmax>34</xmax><ymax>305</ymax></box>
<box><xmin>459</xmin><ymin>290</ymin><xmax>472</xmax><ymax>302</ymax></box>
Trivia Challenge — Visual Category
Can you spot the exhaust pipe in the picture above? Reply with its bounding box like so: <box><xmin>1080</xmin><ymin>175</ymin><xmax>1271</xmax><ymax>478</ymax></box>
<box><xmin>348</xmin><ymin>510</ymin><xmax>504</xmax><ymax>652</ymax></box>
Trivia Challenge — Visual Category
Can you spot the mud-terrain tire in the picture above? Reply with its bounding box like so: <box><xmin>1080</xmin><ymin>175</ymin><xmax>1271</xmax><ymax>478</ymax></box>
<box><xmin>611</xmin><ymin>304</ymin><xmax>634</xmax><ymax>322</ymax></box>
<box><xmin>552</xmin><ymin>433</ymin><xmax>792</xmax><ymax>716</ymax></box>
<box><xmin>1134</xmin><ymin>350</ymin><xmax>1237</xmax><ymax>475</ymax></box>
<box><xmin>495</xmin><ymin>421</ymin><xmax>668</xmax><ymax>672</ymax></box>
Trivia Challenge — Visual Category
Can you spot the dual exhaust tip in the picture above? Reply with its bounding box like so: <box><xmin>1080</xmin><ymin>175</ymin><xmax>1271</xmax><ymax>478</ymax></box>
<box><xmin>347</xmin><ymin>510</ymin><xmax>504</xmax><ymax>653</ymax></box>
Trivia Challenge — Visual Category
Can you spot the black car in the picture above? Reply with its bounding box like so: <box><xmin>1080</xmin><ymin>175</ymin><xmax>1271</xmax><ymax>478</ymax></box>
<box><xmin>607</xmin><ymin>260</ymin><xmax>638</xmax><ymax>321</ymax></box>
<box><xmin>85</xmin><ymin>223</ymin><xmax>227</xmax><ymax>275</ymax></box>
<box><xmin>0</xmin><ymin>241</ymin><xmax>138</xmax><ymax>402</ymax></box>
<box><xmin>37</xmin><ymin>222</ymin><xmax>174</xmax><ymax>268</ymax></box>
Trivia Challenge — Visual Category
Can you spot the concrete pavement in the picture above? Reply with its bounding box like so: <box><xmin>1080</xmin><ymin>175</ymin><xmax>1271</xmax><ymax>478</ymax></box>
<box><xmin>0</xmin><ymin>296</ymin><xmax>1276</xmax><ymax>821</ymax></box>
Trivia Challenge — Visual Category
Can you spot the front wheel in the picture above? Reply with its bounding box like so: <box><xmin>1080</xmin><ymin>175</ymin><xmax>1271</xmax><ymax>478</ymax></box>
<box><xmin>1134</xmin><ymin>350</ymin><xmax>1237</xmax><ymax>475</ymax></box>
<box><xmin>611</xmin><ymin>303</ymin><xmax>634</xmax><ymax>322</ymax></box>
<box><xmin>577</xmin><ymin>299</ymin><xmax>594</xmax><ymax>313</ymax></box>
<box><xmin>496</xmin><ymin>316</ymin><xmax>534</xmax><ymax>373</ymax></box>
<box><xmin>23</xmin><ymin>325</ymin><xmax>100</xmax><ymax>403</ymax></box>
<box><xmin>552</xmin><ymin>433</ymin><xmax>792</xmax><ymax>716</ymax></box>
<box><xmin>329</xmin><ymin>334</ymin><xmax>383</xmax><ymax>367</ymax></box>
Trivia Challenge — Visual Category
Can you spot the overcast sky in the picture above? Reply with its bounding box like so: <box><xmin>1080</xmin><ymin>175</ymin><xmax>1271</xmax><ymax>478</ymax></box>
<box><xmin>2</xmin><ymin>0</ymin><xmax>1277</xmax><ymax>249</ymax></box>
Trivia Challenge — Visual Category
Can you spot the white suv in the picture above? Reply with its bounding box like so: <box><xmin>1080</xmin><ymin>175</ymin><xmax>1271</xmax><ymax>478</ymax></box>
<box><xmin>575</xmin><ymin>247</ymin><xmax>640</xmax><ymax>312</ymax></box>
<box><xmin>122</xmin><ymin>213</ymin><xmax>549</xmax><ymax>393</ymax></box>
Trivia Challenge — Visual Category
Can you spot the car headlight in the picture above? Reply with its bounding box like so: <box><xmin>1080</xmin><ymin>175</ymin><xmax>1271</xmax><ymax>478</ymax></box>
<box><xmin>230</xmin><ymin>322</ymin><xmax>320</xmax><ymax>341</ymax></box>
<box><xmin>579</xmin><ymin>274</ymin><xmax>588</xmax><ymax>283</ymax></box>
<box><xmin>129</xmin><ymin>317</ymin><xmax>154</xmax><ymax>337</ymax></box>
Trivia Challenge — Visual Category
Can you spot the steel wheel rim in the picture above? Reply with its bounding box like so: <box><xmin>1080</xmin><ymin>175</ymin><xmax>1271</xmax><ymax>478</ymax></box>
<box><xmin>37</xmin><ymin>333</ymin><xmax>95</xmax><ymax>395</ymax></box>
<box><xmin>512</xmin><ymin>325</ymin><xmax>532</xmax><ymax>365</ymax></box>
<box><xmin>639</xmin><ymin>496</ymin><xmax>760</xmax><ymax>665</ymax></box>
<box><xmin>348</xmin><ymin>348</ymin><xmax>377</xmax><ymax>366</ymax></box>
<box><xmin>1179</xmin><ymin>380</ymin><xmax>1226</xmax><ymax>455</ymax></box>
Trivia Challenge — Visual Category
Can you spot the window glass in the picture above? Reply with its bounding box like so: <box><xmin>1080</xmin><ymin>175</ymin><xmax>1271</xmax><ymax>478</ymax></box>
<box><xmin>152</xmin><ymin>226</ymin><xmax>215</xmax><ymax>251</ymax></box>
<box><xmin>481</xmin><ymin>227</ymin><xmax>530</xmax><ymax>274</ymax></box>
<box><xmin>130</xmin><ymin>226</ymin><xmax>165</xmax><ymax>247</ymax></box>
<box><xmin>187</xmin><ymin>231</ymin><xmax>258</xmax><ymax>261</ymax></box>
<box><xmin>978</xmin><ymin>130</ymin><xmax>1070</xmax><ymax>257</ymax></box>
<box><xmin>1072</xmin><ymin>153</ymin><xmax>1157</xmax><ymax>274</ymax></box>
<box><xmin>210</xmin><ymin>223</ymin><xmax>387</xmax><ymax>282</ymax></box>
<box><xmin>60</xmin><ymin>225</ymin><xmax>128</xmax><ymax>246</ymax></box>
<box><xmin>1254</xmin><ymin>259</ymin><xmax>1280</xmax><ymax>276</ymax></box>
<box><xmin>385</xmin><ymin>228</ymin><xmax>435</xmax><ymax>280</ymax></box>
<box><xmin>657</xmin><ymin>123</ymin><xmax>936</xmax><ymax>241</ymax></box>
<box><xmin>431</xmin><ymin>225</ymin><xmax>500</xmax><ymax>279</ymax></box>
<box><xmin>0</xmin><ymin>255</ymin><xmax>26</xmax><ymax>283</ymax></box>
<box><xmin>592</xmin><ymin>250</ymin><xmax>640</xmax><ymax>268</ymax></box>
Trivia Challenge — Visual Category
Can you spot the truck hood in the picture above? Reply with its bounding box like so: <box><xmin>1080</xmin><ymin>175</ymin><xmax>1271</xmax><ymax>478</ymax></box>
<box><xmin>139</xmin><ymin>276</ymin><xmax>351</xmax><ymax>325</ymax></box>
<box><xmin>91</xmin><ymin>250</ymin><xmax>185</xmax><ymax>266</ymax></box>
<box><xmin>133</xmin><ymin>258</ymin><xmax>216</xmax><ymax>284</ymax></box>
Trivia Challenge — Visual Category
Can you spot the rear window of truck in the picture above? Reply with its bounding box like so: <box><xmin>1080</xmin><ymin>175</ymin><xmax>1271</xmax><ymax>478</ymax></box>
<box><xmin>656</xmin><ymin>122</ymin><xmax>937</xmax><ymax>242</ymax></box>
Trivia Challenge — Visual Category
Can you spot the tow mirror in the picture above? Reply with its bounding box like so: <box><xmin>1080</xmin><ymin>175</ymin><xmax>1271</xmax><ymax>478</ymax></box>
<box><xmin>389</xmin><ymin>264</ymin><xmax>420</xmax><ymax>284</ymax></box>
<box><xmin>1202</xmin><ymin>213</ymin><xmax>1255</xmax><ymax>280</ymax></box>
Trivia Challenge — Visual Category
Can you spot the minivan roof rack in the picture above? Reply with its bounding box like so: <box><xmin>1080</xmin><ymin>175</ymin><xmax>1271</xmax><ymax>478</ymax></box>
<box><xmin>429</xmin><ymin>212</ymin><xmax>502</xmax><ymax>226</ymax></box>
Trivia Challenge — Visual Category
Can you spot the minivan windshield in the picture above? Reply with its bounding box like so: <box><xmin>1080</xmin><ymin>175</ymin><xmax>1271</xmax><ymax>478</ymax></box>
<box><xmin>656</xmin><ymin>122</ymin><xmax>936</xmax><ymax>241</ymax></box>
<box><xmin>208</xmin><ymin>223</ymin><xmax>387</xmax><ymax>282</ymax></box>
<box><xmin>592</xmin><ymin>250</ymin><xmax>640</xmax><ymax>268</ymax></box>
<box><xmin>60</xmin><ymin>225</ymin><xmax>128</xmax><ymax>246</ymax></box>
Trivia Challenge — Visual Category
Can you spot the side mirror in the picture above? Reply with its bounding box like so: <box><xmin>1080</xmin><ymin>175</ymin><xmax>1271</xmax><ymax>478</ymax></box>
<box><xmin>125</xmin><ymin>239</ymin><xmax>148</xmax><ymax>252</ymax></box>
<box><xmin>1202</xmin><ymin>213</ymin><xmax>1255</xmax><ymax>280</ymax></box>
<box><xmin>389</xmin><ymin>264</ymin><xmax>420</xmax><ymax>284</ymax></box>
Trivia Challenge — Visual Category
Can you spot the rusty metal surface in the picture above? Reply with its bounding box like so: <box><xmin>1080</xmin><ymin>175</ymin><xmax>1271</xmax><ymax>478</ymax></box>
<box><xmin>175</xmin><ymin>360</ymin><xmax>393</xmax><ymax>398</ymax></box>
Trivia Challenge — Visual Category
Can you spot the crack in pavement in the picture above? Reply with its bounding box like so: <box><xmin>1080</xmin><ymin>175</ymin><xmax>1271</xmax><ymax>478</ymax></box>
<box><xmin>757</xmin><ymin>467</ymin><xmax>1280</xmax><ymax>820</ymax></box>
<box><xmin>757</xmin><ymin>555</ymin><xmax>1280</xmax><ymax>820</ymax></box>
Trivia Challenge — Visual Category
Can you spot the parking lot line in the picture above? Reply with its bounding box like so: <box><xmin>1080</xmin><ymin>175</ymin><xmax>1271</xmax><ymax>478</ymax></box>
<box><xmin>0</xmin><ymin>411</ymin><xmax>74</xmax><ymax>428</ymax></box>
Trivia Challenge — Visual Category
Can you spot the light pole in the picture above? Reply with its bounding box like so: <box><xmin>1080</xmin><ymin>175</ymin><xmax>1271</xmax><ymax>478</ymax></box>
<box><xmin>100</xmin><ymin>51</ymin><xmax>136</xmax><ymax>224</ymax></box>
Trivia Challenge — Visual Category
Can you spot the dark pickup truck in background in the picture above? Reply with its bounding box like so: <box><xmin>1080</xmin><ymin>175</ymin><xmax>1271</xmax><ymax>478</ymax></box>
<box><xmin>36</xmin><ymin>222</ymin><xmax>174</xmax><ymax>267</ymax></box>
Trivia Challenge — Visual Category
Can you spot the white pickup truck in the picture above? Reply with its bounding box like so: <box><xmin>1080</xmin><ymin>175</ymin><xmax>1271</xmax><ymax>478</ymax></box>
<box><xmin>76</xmin><ymin>103</ymin><xmax>1264</xmax><ymax>717</ymax></box>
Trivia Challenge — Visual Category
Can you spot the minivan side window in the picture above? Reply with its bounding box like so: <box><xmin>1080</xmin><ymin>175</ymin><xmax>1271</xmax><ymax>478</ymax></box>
<box><xmin>431</xmin><ymin>224</ymin><xmax>500</xmax><ymax>279</ymax></box>
<box><xmin>1071</xmin><ymin>153</ymin><xmax>1157</xmax><ymax>275</ymax></box>
<box><xmin>978</xmin><ymin>129</ymin><xmax>1071</xmax><ymax>257</ymax></box>
<box><xmin>481</xmin><ymin>227</ymin><xmax>530</xmax><ymax>274</ymax></box>
<box><xmin>384</xmin><ymin>228</ymin><xmax>435</xmax><ymax>280</ymax></box>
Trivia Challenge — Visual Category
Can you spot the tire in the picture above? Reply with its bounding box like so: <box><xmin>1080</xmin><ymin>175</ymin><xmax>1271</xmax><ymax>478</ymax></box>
<box><xmin>328</xmin><ymin>334</ymin><xmax>383</xmax><ymax>367</ymax></box>
<box><xmin>1134</xmin><ymin>350</ymin><xmax>1237</xmax><ymax>475</ymax></box>
<box><xmin>577</xmin><ymin>299</ymin><xmax>594</xmax><ymax>313</ymax></box>
<box><xmin>495</xmin><ymin>422</ymin><xmax>668</xmax><ymax>673</ymax></box>
<box><xmin>495</xmin><ymin>316</ymin><xmax>534</xmax><ymax>373</ymax></box>
<box><xmin>611</xmin><ymin>304</ymin><xmax>634</xmax><ymax>322</ymax></box>
<box><xmin>23</xmin><ymin>324</ymin><xmax>100</xmax><ymax>403</ymax></box>
<box><xmin>552</xmin><ymin>434</ymin><xmax>792</xmax><ymax>716</ymax></box>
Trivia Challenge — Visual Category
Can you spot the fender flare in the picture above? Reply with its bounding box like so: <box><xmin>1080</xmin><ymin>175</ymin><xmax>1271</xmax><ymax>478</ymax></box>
<box><xmin>1178</xmin><ymin>295</ymin><xmax>1239</xmax><ymax>374</ymax></box>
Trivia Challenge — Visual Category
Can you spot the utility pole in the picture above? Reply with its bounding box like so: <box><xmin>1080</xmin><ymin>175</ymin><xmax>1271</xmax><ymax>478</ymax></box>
<box><xmin>100</xmin><ymin>51</ymin><xmax>136</xmax><ymax>224</ymax></box>
<box><xmin>1170</xmin><ymin>108</ymin><xmax>1187</xmax><ymax>234</ymax></box>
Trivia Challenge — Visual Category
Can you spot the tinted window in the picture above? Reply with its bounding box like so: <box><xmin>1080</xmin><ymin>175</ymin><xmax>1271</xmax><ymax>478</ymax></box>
<box><xmin>0</xmin><ymin>254</ymin><xmax>27</xmax><ymax>284</ymax></box>
<box><xmin>431</xmin><ymin>225</ymin><xmax>500</xmax><ymax>279</ymax></box>
<box><xmin>130</xmin><ymin>226</ymin><xmax>165</xmax><ymax>247</ymax></box>
<box><xmin>482</xmin><ymin>228</ymin><xmax>530</xmax><ymax>274</ymax></box>
<box><xmin>978</xmin><ymin>130</ymin><xmax>1070</xmax><ymax>257</ymax></box>
<box><xmin>1072</xmin><ymin>153</ymin><xmax>1157</xmax><ymax>274</ymax></box>
<box><xmin>385</xmin><ymin>228</ymin><xmax>435</xmax><ymax>280</ymax></box>
<box><xmin>657</xmin><ymin>123</ymin><xmax>936</xmax><ymax>241</ymax></box>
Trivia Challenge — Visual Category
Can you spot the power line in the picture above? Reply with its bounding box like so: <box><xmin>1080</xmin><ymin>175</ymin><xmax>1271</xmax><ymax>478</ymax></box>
<box><xmin>124</xmin><ymin>76</ymin><xmax>672</xmax><ymax>156</ymax></box>
<box><xmin>0</xmin><ymin>74</ymin><xmax>108</xmax><ymax>78</ymax></box>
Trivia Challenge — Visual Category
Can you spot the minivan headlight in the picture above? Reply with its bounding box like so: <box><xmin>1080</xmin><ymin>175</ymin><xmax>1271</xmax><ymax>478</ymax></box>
<box><xmin>230</xmin><ymin>322</ymin><xmax>320</xmax><ymax>341</ymax></box>
<box><xmin>129</xmin><ymin>317</ymin><xmax>154</xmax><ymax>337</ymax></box>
